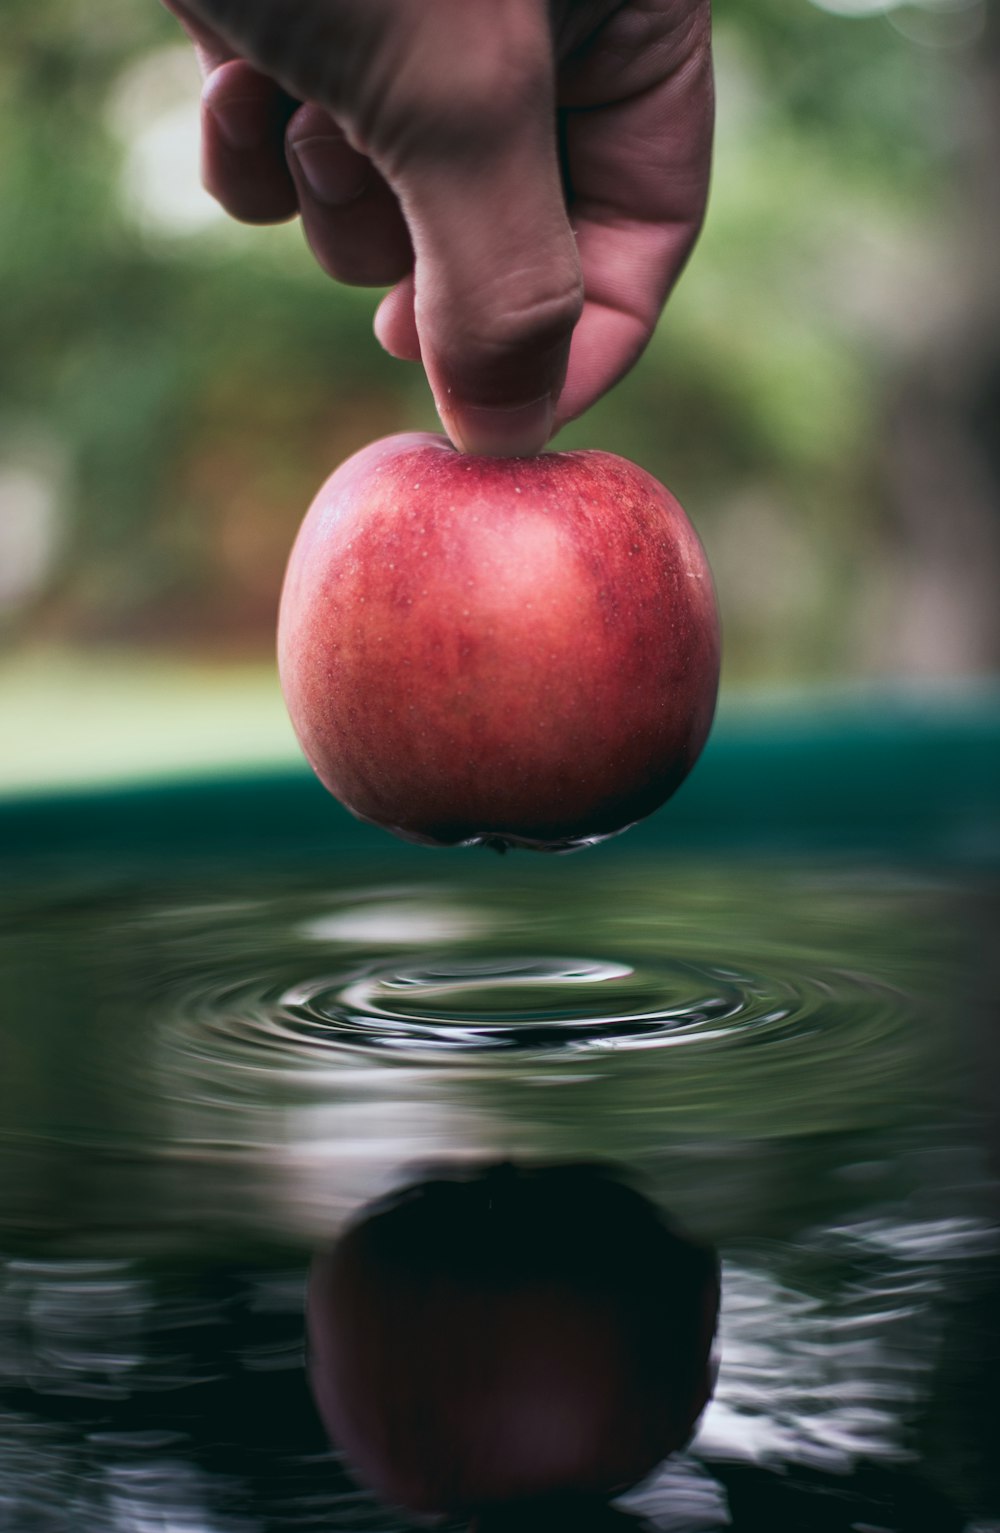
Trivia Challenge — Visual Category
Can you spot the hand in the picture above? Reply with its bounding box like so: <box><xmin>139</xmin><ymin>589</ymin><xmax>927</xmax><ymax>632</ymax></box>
<box><xmin>162</xmin><ymin>0</ymin><xmax>712</xmax><ymax>455</ymax></box>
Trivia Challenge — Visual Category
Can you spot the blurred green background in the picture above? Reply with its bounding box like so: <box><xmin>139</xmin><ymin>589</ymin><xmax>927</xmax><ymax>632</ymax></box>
<box><xmin>1</xmin><ymin>0</ymin><xmax>997</xmax><ymax>793</ymax></box>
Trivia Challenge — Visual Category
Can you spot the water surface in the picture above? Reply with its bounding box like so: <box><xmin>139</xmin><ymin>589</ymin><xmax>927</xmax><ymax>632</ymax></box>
<box><xmin>1</xmin><ymin>851</ymin><xmax>997</xmax><ymax>1530</ymax></box>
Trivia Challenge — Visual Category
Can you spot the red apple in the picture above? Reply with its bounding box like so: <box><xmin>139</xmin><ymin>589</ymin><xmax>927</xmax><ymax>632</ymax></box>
<box><xmin>307</xmin><ymin>1164</ymin><xmax>719</xmax><ymax>1518</ymax></box>
<box><xmin>278</xmin><ymin>433</ymin><xmax>720</xmax><ymax>849</ymax></box>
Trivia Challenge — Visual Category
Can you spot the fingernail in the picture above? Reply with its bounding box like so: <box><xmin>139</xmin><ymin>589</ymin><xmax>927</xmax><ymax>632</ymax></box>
<box><xmin>289</xmin><ymin>136</ymin><xmax>369</xmax><ymax>207</ymax></box>
<box><xmin>448</xmin><ymin>396</ymin><xmax>555</xmax><ymax>457</ymax></box>
<box><xmin>209</xmin><ymin>98</ymin><xmax>267</xmax><ymax>152</ymax></box>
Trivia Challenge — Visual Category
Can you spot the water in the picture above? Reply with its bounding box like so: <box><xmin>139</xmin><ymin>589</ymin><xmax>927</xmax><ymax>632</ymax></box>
<box><xmin>1</xmin><ymin>853</ymin><xmax>997</xmax><ymax>1531</ymax></box>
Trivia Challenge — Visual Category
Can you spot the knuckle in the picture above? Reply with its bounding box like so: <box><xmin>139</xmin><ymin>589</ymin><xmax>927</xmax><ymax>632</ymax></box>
<box><xmin>451</xmin><ymin>278</ymin><xmax>584</xmax><ymax>376</ymax></box>
<box><xmin>478</xmin><ymin>286</ymin><xmax>584</xmax><ymax>357</ymax></box>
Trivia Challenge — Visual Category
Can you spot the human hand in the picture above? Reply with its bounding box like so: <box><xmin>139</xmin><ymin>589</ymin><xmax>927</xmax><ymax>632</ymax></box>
<box><xmin>162</xmin><ymin>0</ymin><xmax>712</xmax><ymax>455</ymax></box>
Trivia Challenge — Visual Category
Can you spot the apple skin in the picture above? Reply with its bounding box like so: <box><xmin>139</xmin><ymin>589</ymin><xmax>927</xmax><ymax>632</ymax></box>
<box><xmin>278</xmin><ymin>433</ymin><xmax>720</xmax><ymax>850</ymax></box>
<box><xmin>307</xmin><ymin>1164</ymin><xmax>720</xmax><ymax>1519</ymax></box>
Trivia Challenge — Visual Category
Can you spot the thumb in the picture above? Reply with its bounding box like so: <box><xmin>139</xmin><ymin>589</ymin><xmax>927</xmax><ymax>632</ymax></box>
<box><xmin>386</xmin><ymin>47</ymin><xmax>582</xmax><ymax>455</ymax></box>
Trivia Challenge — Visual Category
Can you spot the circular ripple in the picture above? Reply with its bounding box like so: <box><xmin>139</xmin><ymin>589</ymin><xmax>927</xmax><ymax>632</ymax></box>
<box><xmin>162</xmin><ymin>953</ymin><xmax>903</xmax><ymax>1066</ymax></box>
<box><xmin>286</xmin><ymin>957</ymin><xmax>745</xmax><ymax>1054</ymax></box>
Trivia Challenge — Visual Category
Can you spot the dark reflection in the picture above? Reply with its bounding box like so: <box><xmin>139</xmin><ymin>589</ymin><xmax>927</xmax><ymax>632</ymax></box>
<box><xmin>308</xmin><ymin>1162</ymin><xmax>719</xmax><ymax>1520</ymax></box>
<box><xmin>0</xmin><ymin>1225</ymin><xmax>987</xmax><ymax>1530</ymax></box>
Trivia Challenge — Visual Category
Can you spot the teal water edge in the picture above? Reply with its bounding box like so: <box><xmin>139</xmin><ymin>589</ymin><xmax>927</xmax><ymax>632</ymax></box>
<box><xmin>3</xmin><ymin>694</ymin><xmax>1000</xmax><ymax>869</ymax></box>
<box><xmin>1</xmin><ymin>698</ymin><xmax>998</xmax><ymax>1531</ymax></box>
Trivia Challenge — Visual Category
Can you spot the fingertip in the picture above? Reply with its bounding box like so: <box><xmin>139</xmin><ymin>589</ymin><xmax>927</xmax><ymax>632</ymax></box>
<box><xmin>446</xmin><ymin>396</ymin><xmax>556</xmax><ymax>458</ymax></box>
<box><xmin>375</xmin><ymin>279</ymin><xmax>421</xmax><ymax>361</ymax></box>
<box><xmin>407</xmin><ymin>199</ymin><xmax>580</xmax><ymax>455</ymax></box>
<box><xmin>375</xmin><ymin>287</ymin><xmax>560</xmax><ymax>455</ymax></box>
<box><xmin>201</xmin><ymin>60</ymin><xmax>299</xmax><ymax>224</ymax></box>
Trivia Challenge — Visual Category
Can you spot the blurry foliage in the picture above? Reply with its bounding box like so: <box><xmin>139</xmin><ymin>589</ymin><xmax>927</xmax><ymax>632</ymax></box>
<box><xmin>0</xmin><ymin>0</ymin><xmax>970</xmax><ymax>674</ymax></box>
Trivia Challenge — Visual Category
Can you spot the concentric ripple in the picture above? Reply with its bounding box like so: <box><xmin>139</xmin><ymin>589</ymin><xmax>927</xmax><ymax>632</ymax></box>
<box><xmin>166</xmin><ymin>951</ymin><xmax>904</xmax><ymax>1065</ymax></box>
<box><xmin>286</xmin><ymin>957</ymin><xmax>745</xmax><ymax>1053</ymax></box>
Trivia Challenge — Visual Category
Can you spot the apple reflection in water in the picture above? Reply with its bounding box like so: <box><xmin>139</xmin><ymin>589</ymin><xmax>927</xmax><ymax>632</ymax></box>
<box><xmin>307</xmin><ymin>1162</ymin><xmax>719</xmax><ymax>1527</ymax></box>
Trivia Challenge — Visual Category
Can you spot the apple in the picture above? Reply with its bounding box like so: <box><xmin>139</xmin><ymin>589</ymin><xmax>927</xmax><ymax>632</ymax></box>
<box><xmin>278</xmin><ymin>433</ymin><xmax>720</xmax><ymax>850</ymax></box>
<box><xmin>307</xmin><ymin>1163</ymin><xmax>720</xmax><ymax>1519</ymax></box>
